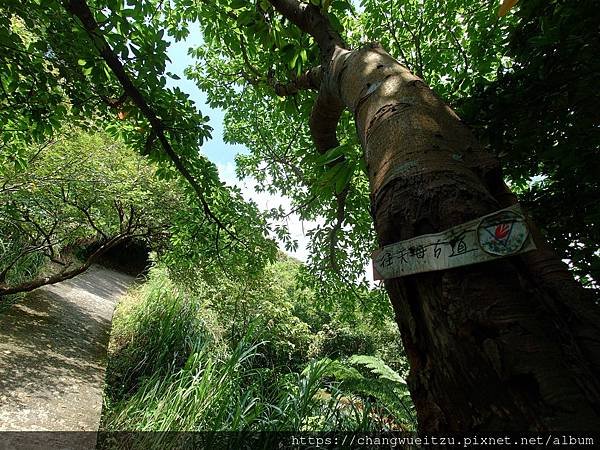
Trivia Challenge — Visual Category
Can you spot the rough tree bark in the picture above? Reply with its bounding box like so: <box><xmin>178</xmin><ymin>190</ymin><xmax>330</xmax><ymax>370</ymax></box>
<box><xmin>269</xmin><ymin>0</ymin><xmax>600</xmax><ymax>431</ymax></box>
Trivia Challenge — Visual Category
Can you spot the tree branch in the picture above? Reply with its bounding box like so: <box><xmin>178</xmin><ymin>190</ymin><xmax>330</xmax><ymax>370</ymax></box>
<box><xmin>63</xmin><ymin>0</ymin><xmax>241</xmax><ymax>245</ymax></box>
<box><xmin>63</xmin><ymin>195</ymin><xmax>108</xmax><ymax>240</ymax></box>
<box><xmin>309</xmin><ymin>89</ymin><xmax>344</xmax><ymax>154</ymax></box>
<box><xmin>268</xmin><ymin>0</ymin><xmax>345</xmax><ymax>63</ymax></box>
<box><xmin>252</xmin><ymin>112</ymin><xmax>306</xmax><ymax>183</ymax></box>
<box><xmin>267</xmin><ymin>0</ymin><xmax>353</xmax><ymax>266</ymax></box>
<box><xmin>0</xmin><ymin>234</ymin><xmax>127</xmax><ymax>297</ymax></box>
<box><xmin>328</xmin><ymin>186</ymin><xmax>348</xmax><ymax>272</ymax></box>
<box><xmin>273</xmin><ymin>65</ymin><xmax>323</xmax><ymax>96</ymax></box>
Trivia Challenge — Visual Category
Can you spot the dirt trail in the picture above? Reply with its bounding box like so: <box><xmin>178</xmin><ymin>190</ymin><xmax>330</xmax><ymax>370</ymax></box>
<box><xmin>0</xmin><ymin>265</ymin><xmax>134</xmax><ymax>446</ymax></box>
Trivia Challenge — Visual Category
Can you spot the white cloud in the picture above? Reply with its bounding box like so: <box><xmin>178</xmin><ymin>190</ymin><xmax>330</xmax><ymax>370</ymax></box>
<box><xmin>216</xmin><ymin>162</ymin><xmax>317</xmax><ymax>262</ymax></box>
<box><xmin>216</xmin><ymin>163</ymin><xmax>377</xmax><ymax>285</ymax></box>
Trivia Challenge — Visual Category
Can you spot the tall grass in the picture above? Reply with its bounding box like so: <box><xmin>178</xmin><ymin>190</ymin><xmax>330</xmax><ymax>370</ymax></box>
<box><xmin>106</xmin><ymin>331</ymin><xmax>263</xmax><ymax>431</ymax></box>
<box><xmin>103</xmin><ymin>269</ymin><xmax>216</xmax><ymax>402</ymax></box>
<box><xmin>101</xmin><ymin>266</ymin><xmax>415</xmax><ymax>436</ymax></box>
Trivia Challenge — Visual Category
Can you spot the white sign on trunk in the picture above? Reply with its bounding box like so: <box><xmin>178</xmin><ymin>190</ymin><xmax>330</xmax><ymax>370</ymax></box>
<box><xmin>372</xmin><ymin>204</ymin><xmax>536</xmax><ymax>280</ymax></box>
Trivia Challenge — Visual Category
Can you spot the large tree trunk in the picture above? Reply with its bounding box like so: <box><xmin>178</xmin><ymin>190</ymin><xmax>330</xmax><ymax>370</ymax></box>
<box><xmin>330</xmin><ymin>43</ymin><xmax>600</xmax><ymax>431</ymax></box>
<box><xmin>267</xmin><ymin>0</ymin><xmax>600</xmax><ymax>431</ymax></box>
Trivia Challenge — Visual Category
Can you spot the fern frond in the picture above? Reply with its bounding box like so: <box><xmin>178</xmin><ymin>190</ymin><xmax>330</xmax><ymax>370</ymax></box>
<box><xmin>348</xmin><ymin>355</ymin><xmax>406</xmax><ymax>385</ymax></box>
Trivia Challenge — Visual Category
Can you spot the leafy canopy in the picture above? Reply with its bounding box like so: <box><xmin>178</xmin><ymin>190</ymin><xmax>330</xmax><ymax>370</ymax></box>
<box><xmin>1</xmin><ymin>0</ymin><xmax>279</xmax><ymax>278</ymax></box>
<box><xmin>0</xmin><ymin>131</ymin><xmax>178</xmax><ymax>286</ymax></box>
<box><xmin>2</xmin><ymin>0</ymin><xmax>596</xmax><ymax>290</ymax></box>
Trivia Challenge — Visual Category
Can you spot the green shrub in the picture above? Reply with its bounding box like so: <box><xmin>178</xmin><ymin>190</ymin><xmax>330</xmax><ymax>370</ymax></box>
<box><xmin>101</xmin><ymin>262</ymin><xmax>415</xmax><ymax>434</ymax></box>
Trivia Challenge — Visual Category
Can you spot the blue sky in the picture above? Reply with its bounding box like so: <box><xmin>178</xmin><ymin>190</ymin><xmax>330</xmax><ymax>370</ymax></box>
<box><xmin>164</xmin><ymin>27</ymin><xmax>243</xmax><ymax>167</ymax></box>
<box><xmin>161</xmin><ymin>27</ymin><xmax>373</xmax><ymax>282</ymax></box>
<box><xmin>163</xmin><ymin>30</ymin><xmax>319</xmax><ymax>262</ymax></box>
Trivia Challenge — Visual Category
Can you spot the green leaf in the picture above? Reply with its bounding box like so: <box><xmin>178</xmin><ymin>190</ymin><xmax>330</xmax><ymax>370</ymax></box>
<box><xmin>348</xmin><ymin>355</ymin><xmax>406</xmax><ymax>385</ymax></box>
<box><xmin>335</xmin><ymin>162</ymin><xmax>354</xmax><ymax>194</ymax></box>
<box><xmin>236</xmin><ymin>10</ymin><xmax>256</xmax><ymax>26</ymax></box>
<box><xmin>320</xmin><ymin>161</ymin><xmax>344</xmax><ymax>187</ymax></box>
<box><xmin>230</xmin><ymin>0</ymin><xmax>247</xmax><ymax>10</ymax></box>
<box><xmin>314</xmin><ymin>144</ymin><xmax>347</xmax><ymax>166</ymax></box>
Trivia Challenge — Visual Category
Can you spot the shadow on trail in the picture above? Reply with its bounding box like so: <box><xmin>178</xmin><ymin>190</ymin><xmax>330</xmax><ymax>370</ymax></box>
<box><xmin>0</xmin><ymin>289</ymin><xmax>110</xmax><ymax>408</ymax></box>
<box><xmin>0</xmin><ymin>265</ymin><xmax>135</xmax><ymax>433</ymax></box>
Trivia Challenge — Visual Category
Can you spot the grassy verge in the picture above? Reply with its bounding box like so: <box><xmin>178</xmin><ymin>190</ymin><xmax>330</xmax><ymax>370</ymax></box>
<box><xmin>101</xmin><ymin>265</ymin><xmax>416</xmax><ymax>436</ymax></box>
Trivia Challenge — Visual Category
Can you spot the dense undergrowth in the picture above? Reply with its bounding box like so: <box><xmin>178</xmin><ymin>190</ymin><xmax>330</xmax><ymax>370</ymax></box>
<box><xmin>0</xmin><ymin>252</ymin><xmax>47</xmax><ymax>313</ymax></box>
<box><xmin>101</xmin><ymin>257</ymin><xmax>416</xmax><ymax>438</ymax></box>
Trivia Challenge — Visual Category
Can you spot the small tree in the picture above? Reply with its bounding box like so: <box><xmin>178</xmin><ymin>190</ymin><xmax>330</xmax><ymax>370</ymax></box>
<box><xmin>0</xmin><ymin>132</ymin><xmax>176</xmax><ymax>295</ymax></box>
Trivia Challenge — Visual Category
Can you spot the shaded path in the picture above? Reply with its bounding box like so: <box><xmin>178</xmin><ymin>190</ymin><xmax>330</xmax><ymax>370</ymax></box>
<box><xmin>0</xmin><ymin>265</ymin><xmax>134</xmax><ymax>438</ymax></box>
